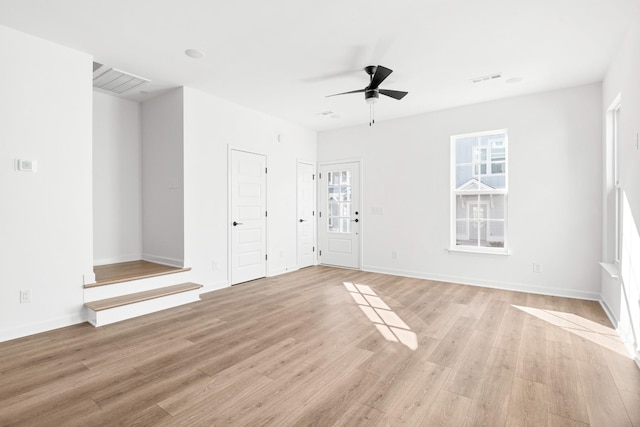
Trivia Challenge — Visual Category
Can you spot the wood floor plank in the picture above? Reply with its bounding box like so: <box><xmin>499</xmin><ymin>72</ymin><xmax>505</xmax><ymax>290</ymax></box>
<box><xmin>444</xmin><ymin>330</ymin><xmax>496</xmax><ymax>399</ymax></box>
<box><xmin>0</xmin><ymin>266</ymin><xmax>635</xmax><ymax>426</ymax></box>
<box><xmin>506</xmin><ymin>378</ymin><xmax>548</xmax><ymax>426</ymax></box>
<box><xmin>576</xmin><ymin>360</ymin><xmax>633</xmax><ymax>426</ymax></box>
<box><xmin>421</xmin><ymin>390</ymin><xmax>471</xmax><ymax>427</ymax></box>
<box><xmin>464</xmin><ymin>347</ymin><xmax>517</xmax><ymax>427</ymax></box>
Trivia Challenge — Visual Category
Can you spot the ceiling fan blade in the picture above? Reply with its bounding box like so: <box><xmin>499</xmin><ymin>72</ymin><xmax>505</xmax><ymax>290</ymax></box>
<box><xmin>369</xmin><ymin>65</ymin><xmax>393</xmax><ymax>89</ymax></box>
<box><xmin>379</xmin><ymin>89</ymin><xmax>408</xmax><ymax>100</ymax></box>
<box><xmin>326</xmin><ymin>88</ymin><xmax>365</xmax><ymax>97</ymax></box>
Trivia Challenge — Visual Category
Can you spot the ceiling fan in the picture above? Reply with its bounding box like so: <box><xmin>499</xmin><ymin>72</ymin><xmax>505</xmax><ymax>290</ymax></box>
<box><xmin>327</xmin><ymin>65</ymin><xmax>408</xmax><ymax>126</ymax></box>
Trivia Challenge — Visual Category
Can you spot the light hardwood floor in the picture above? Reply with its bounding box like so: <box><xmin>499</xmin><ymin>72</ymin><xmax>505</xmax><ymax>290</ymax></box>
<box><xmin>1</xmin><ymin>266</ymin><xmax>638</xmax><ymax>426</ymax></box>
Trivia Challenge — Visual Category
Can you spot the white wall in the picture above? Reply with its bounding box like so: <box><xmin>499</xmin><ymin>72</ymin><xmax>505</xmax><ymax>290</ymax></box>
<box><xmin>601</xmin><ymin>15</ymin><xmax>640</xmax><ymax>356</ymax></box>
<box><xmin>319</xmin><ymin>84</ymin><xmax>602</xmax><ymax>299</ymax></box>
<box><xmin>0</xmin><ymin>25</ymin><xmax>93</xmax><ymax>341</ymax></box>
<box><xmin>182</xmin><ymin>87</ymin><xmax>317</xmax><ymax>290</ymax></box>
<box><xmin>93</xmin><ymin>92</ymin><xmax>142</xmax><ymax>265</ymax></box>
<box><xmin>141</xmin><ymin>89</ymin><xmax>185</xmax><ymax>267</ymax></box>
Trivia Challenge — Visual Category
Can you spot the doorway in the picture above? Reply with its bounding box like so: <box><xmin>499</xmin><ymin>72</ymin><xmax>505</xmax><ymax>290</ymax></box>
<box><xmin>318</xmin><ymin>161</ymin><xmax>361</xmax><ymax>269</ymax></box>
<box><xmin>229</xmin><ymin>149</ymin><xmax>267</xmax><ymax>284</ymax></box>
<box><xmin>297</xmin><ymin>161</ymin><xmax>316</xmax><ymax>269</ymax></box>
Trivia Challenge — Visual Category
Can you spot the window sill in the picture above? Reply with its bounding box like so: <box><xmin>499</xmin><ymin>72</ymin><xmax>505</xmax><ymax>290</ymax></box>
<box><xmin>599</xmin><ymin>262</ymin><xmax>619</xmax><ymax>278</ymax></box>
<box><xmin>448</xmin><ymin>247</ymin><xmax>510</xmax><ymax>256</ymax></box>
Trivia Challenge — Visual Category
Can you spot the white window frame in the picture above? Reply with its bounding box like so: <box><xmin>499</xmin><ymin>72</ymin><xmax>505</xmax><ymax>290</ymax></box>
<box><xmin>450</xmin><ymin>129</ymin><xmax>509</xmax><ymax>255</ymax></box>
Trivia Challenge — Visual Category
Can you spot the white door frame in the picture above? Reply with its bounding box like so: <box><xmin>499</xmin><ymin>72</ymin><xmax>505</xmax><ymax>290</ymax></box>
<box><xmin>318</xmin><ymin>159</ymin><xmax>363</xmax><ymax>269</ymax></box>
<box><xmin>227</xmin><ymin>145</ymin><xmax>268</xmax><ymax>285</ymax></box>
<box><xmin>297</xmin><ymin>159</ymin><xmax>317</xmax><ymax>268</ymax></box>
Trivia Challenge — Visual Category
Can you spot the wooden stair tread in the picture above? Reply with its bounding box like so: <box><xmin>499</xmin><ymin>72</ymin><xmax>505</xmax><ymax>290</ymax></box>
<box><xmin>87</xmin><ymin>260</ymin><xmax>191</xmax><ymax>288</ymax></box>
<box><xmin>85</xmin><ymin>282</ymin><xmax>203</xmax><ymax>311</ymax></box>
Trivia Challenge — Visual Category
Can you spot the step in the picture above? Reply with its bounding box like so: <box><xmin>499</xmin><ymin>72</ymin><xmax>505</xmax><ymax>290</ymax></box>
<box><xmin>85</xmin><ymin>282</ymin><xmax>203</xmax><ymax>327</ymax></box>
<box><xmin>87</xmin><ymin>260</ymin><xmax>191</xmax><ymax>288</ymax></box>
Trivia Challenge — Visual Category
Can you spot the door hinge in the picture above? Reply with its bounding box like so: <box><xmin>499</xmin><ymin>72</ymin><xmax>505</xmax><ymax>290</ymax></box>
<box><xmin>313</xmin><ymin>246</ymin><xmax>315</xmax><ymax>252</ymax></box>
<box><xmin>312</xmin><ymin>174</ymin><xmax>315</xmax><ymax>180</ymax></box>
<box><xmin>319</xmin><ymin>172</ymin><xmax>321</xmax><ymax>179</ymax></box>
<box><xmin>319</xmin><ymin>250</ymin><xmax>322</xmax><ymax>256</ymax></box>
<box><xmin>265</xmin><ymin>167</ymin><xmax>267</xmax><ymax>173</ymax></box>
<box><xmin>312</xmin><ymin>210</ymin><xmax>315</xmax><ymax>216</ymax></box>
<box><xmin>265</xmin><ymin>211</ymin><xmax>268</xmax><ymax>217</ymax></box>
<box><xmin>319</xmin><ymin>211</ymin><xmax>322</xmax><ymax>218</ymax></box>
<box><xmin>265</xmin><ymin>254</ymin><xmax>268</xmax><ymax>261</ymax></box>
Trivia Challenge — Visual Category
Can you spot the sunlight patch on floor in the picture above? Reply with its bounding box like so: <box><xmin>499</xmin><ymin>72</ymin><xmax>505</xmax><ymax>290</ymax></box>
<box><xmin>344</xmin><ymin>282</ymin><xmax>418</xmax><ymax>350</ymax></box>
<box><xmin>512</xmin><ymin>305</ymin><xmax>630</xmax><ymax>358</ymax></box>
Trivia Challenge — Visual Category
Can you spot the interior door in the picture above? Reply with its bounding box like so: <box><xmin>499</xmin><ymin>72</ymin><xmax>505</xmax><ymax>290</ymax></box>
<box><xmin>230</xmin><ymin>149</ymin><xmax>267</xmax><ymax>284</ymax></box>
<box><xmin>297</xmin><ymin>161</ymin><xmax>316</xmax><ymax>268</ymax></box>
<box><xmin>318</xmin><ymin>161</ymin><xmax>360</xmax><ymax>269</ymax></box>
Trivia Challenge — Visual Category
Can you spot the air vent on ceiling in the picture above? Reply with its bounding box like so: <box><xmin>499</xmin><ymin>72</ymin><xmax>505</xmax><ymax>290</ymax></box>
<box><xmin>471</xmin><ymin>73</ymin><xmax>502</xmax><ymax>84</ymax></box>
<box><xmin>93</xmin><ymin>63</ymin><xmax>150</xmax><ymax>94</ymax></box>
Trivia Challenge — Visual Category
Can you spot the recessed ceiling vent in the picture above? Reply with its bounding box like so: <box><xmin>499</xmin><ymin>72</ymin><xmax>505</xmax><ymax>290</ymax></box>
<box><xmin>93</xmin><ymin>62</ymin><xmax>150</xmax><ymax>94</ymax></box>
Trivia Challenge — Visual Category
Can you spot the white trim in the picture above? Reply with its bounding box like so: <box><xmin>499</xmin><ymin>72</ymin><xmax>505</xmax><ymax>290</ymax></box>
<box><xmin>141</xmin><ymin>253</ymin><xmax>184</xmax><ymax>268</ymax></box>
<box><xmin>0</xmin><ymin>312</ymin><xmax>87</xmax><ymax>343</ymax></box>
<box><xmin>448</xmin><ymin>247</ymin><xmax>511</xmax><ymax>256</ymax></box>
<box><xmin>599</xmin><ymin>298</ymin><xmax>618</xmax><ymax>329</ymax></box>
<box><xmin>362</xmin><ymin>264</ymin><xmax>600</xmax><ymax>301</ymax></box>
<box><xmin>268</xmin><ymin>266</ymin><xmax>299</xmax><ymax>277</ymax></box>
<box><xmin>93</xmin><ymin>254</ymin><xmax>143</xmax><ymax>266</ymax></box>
<box><xmin>599</xmin><ymin>262</ymin><xmax>619</xmax><ymax>278</ymax></box>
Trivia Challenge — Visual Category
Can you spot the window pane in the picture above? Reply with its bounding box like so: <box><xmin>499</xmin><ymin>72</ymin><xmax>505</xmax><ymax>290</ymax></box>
<box><xmin>341</xmin><ymin>187</ymin><xmax>351</xmax><ymax>202</ymax></box>
<box><xmin>486</xmin><ymin>220</ymin><xmax>504</xmax><ymax>247</ymax></box>
<box><xmin>456</xmin><ymin>164</ymin><xmax>473</xmax><ymax>188</ymax></box>
<box><xmin>491</xmin><ymin>162</ymin><xmax>505</xmax><ymax>174</ymax></box>
<box><xmin>340</xmin><ymin>202</ymin><xmax>350</xmax><ymax>217</ymax></box>
<box><xmin>328</xmin><ymin>218</ymin><xmax>339</xmax><ymax>232</ymax></box>
<box><xmin>455</xmin><ymin>137</ymin><xmax>477</xmax><ymax>164</ymax></box>
<box><xmin>330</xmin><ymin>202</ymin><xmax>339</xmax><ymax>217</ymax></box>
<box><xmin>479</xmin><ymin>194</ymin><xmax>505</xmax><ymax>220</ymax></box>
<box><xmin>340</xmin><ymin>218</ymin><xmax>351</xmax><ymax>233</ymax></box>
<box><xmin>341</xmin><ymin>170</ymin><xmax>351</xmax><ymax>185</ymax></box>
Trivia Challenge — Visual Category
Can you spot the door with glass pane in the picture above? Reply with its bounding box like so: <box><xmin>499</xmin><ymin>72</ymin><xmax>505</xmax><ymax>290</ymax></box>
<box><xmin>318</xmin><ymin>161</ymin><xmax>360</xmax><ymax>268</ymax></box>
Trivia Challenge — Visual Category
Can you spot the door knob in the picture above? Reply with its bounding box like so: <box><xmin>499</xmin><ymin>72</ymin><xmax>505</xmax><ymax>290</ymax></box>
<box><xmin>299</xmin><ymin>219</ymin><xmax>307</xmax><ymax>222</ymax></box>
<box><xmin>352</xmin><ymin>218</ymin><xmax>359</xmax><ymax>223</ymax></box>
<box><xmin>233</xmin><ymin>221</ymin><xmax>243</xmax><ymax>226</ymax></box>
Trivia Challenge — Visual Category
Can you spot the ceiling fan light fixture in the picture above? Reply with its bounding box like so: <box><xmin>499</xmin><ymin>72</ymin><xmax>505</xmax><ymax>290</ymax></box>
<box><xmin>365</xmin><ymin>90</ymin><xmax>379</xmax><ymax>104</ymax></box>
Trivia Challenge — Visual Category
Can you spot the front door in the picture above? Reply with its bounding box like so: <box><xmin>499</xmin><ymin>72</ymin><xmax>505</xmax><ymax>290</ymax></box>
<box><xmin>297</xmin><ymin>161</ymin><xmax>316</xmax><ymax>268</ymax></box>
<box><xmin>230</xmin><ymin>149</ymin><xmax>267</xmax><ymax>284</ymax></box>
<box><xmin>318</xmin><ymin>161</ymin><xmax>361</xmax><ymax>269</ymax></box>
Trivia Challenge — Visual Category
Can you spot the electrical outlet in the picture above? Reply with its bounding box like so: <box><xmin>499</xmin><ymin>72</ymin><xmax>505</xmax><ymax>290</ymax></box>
<box><xmin>532</xmin><ymin>263</ymin><xmax>541</xmax><ymax>273</ymax></box>
<box><xmin>20</xmin><ymin>289</ymin><xmax>31</xmax><ymax>303</ymax></box>
<box><xmin>212</xmin><ymin>260</ymin><xmax>218</xmax><ymax>271</ymax></box>
<box><xmin>391</xmin><ymin>251</ymin><xmax>398</xmax><ymax>260</ymax></box>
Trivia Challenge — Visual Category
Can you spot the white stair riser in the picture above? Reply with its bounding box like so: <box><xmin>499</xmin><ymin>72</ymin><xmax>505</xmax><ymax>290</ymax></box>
<box><xmin>86</xmin><ymin>290</ymin><xmax>201</xmax><ymax>327</ymax></box>
<box><xmin>84</xmin><ymin>272</ymin><xmax>191</xmax><ymax>302</ymax></box>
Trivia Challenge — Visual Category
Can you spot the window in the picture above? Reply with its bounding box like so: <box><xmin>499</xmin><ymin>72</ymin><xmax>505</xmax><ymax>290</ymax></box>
<box><xmin>451</xmin><ymin>129</ymin><xmax>508</xmax><ymax>253</ymax></box>
<box><xmin>327</xmin><ymin>169</ymin><xmax>352</xmax><ymax>233</ymax></box>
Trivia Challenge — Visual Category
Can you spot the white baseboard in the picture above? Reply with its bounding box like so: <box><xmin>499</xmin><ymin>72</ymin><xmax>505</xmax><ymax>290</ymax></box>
<box><xmin>142</xmin><ymin>254</ymin><xmax>184</xmax><ymax>268</ymax></box>
<box><xmin>268</xmin><ymin>265</ymin><xmax>299</xmax><ymax>278</ymax></box>
<box><xmin>200</xmin><ymin>280</ymin><xmax>230</xmax><ymax>294</ymax></box>
<box><xmin>599</xmin><ymin>298</ymin><xmax>619</xmax><ymax>329</ymax></box>
<box><xmin>93</xmin><ymin>254</ymin><xmax>143</xmax><ymax>266</ymax></box>
<box><xmin>361</xmin><ymin>265</ymin><xmax>601</xmax><ymax>301</ymax></box>
<box><xmin>0</xmin><ymin>311</ymin><xmax>87</xmax><ymax>344</ymax></box>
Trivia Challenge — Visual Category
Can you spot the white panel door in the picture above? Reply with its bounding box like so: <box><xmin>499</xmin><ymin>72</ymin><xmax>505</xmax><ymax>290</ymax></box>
<box><xmin>230</xmin><ymin>149</ymin><xmax>266</xmax><ymax>285</ymax></box>
<box><xmin>297</xmin><ymin>161</ymin><xmax>316</xmax><ymax>268</ymax></box>
<box><xmin>318</xmin><ymin>161</ymin><xmax>360</xmax><ymax>269</ymax></box>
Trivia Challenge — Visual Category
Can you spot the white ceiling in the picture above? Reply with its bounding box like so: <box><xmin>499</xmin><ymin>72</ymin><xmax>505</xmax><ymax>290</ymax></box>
<box><xmin>1</xmin><ymin>0</ymin><xmax>638</xmax><ymax>131</ymax></box>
